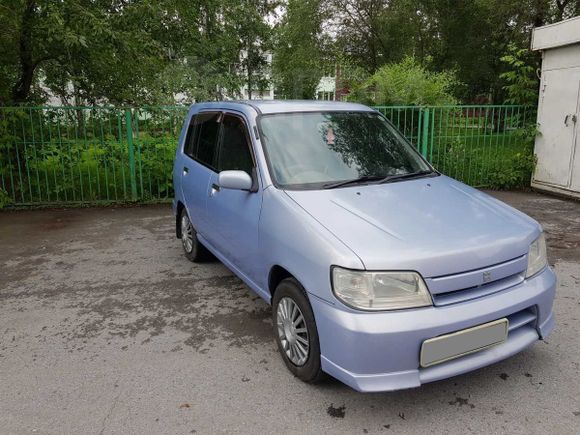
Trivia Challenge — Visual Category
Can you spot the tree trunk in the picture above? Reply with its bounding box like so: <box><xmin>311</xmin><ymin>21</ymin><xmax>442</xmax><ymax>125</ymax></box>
<box><xmin>247</xmin><ymin>40</ymin><xmax>253</xmax><ymax>100</ymax></box>
<box><xmin>555</xmin><ymin>0</ymin><xmax>571</xmax><ymax>21</ymax></box>
<box><xmin>12</xmin><ymin>0</ymin><xmax>37</xmax><ymax>104</ymax></box>
<box><xmin>531</xmin><ymin>0</ymin><xmax>548</xmax><ymax>27</ymax></box>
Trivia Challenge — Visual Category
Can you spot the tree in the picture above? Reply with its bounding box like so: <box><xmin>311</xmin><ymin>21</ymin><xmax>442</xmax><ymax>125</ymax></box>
<box><xmin>272</xmin><ymin>0</ymin><xmax>329</xmax><ymax>99</ymax></box>
<box><xmin>325</xmin><ymin>0</ymin><xmax>416</xmax><ymax>73</ymax></box>
<box><xmin>324</xmin><ymin>0</ymin><xmax>579</xmax><ymax>103</ymax></box>
<box><xmin>500</xmin><ymin>43</ymin><xmax>539</xmax><ymax>106</ymax></box>
<box><xmin>165</xmin><ymin>0</ymin><xmax>247</xmax><ymax>102</ymax></box>
<box><xmin>1</xmin><ymin>0</ymin><xmax>578</xmax><ymax>105</ymax></box>
<box><xmin>0</xmin><ymin>0</ymin><xmax>276</xmax><ymax>105</ymax></box>
<box><xmin>1</xmin><ymin>0</ymin><xmax>175</xmax><ymax>105</ymax></box>
<box><xmin>232</xmin><ymin>0</ymin><xmax>276</xmax><ymax>100</ymax></box>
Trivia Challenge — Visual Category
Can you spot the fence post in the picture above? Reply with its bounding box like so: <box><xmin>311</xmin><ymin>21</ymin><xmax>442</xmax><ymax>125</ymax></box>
<box><xmin>421</xmin><ymin>108</ymin><xmax>430</xmax><ymax>158</ymax></box>
<box><xmin>125</xmin><ymin>109</ymin><xmax>138</xmax><ymax>201</ymax></box>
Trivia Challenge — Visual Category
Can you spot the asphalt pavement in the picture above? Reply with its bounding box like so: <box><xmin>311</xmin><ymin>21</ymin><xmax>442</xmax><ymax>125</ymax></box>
<box><xmin>0</xmin><ymin>190</ymin><xmax>579</xmax><ymax>434</ymax></box>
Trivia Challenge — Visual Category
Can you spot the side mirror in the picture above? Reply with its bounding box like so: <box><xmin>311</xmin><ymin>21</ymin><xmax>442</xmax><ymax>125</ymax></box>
<box><xmin>218</xmin><ymin>170</ymin><xmax>253</xmax><ymax>191</ymax></box>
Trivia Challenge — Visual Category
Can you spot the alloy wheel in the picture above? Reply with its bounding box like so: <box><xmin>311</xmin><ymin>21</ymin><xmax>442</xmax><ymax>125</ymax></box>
<box><xmin>276</xmin><ymin>297</ymin><xmax>310</xmax><ymax>366</ymax></box>
<box><xmin>181</xmin><ymin>213</ymin><xmax>194</xmax><ymax>253</ymax></box>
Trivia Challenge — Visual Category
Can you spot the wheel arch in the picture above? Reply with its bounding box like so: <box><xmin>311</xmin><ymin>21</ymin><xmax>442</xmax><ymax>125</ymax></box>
<box><xmin>268</xmin><ymin>265</ymin><xmax>297</xmax><ymax>300</ymax></box>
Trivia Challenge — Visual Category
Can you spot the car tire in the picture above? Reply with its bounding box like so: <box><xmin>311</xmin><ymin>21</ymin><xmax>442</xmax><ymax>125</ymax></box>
<box><xmin>272</xmin><ymin>278</ymin><xmax>325</xmax><ymax>383</ymax></box>
<box><xmin>179</xmin><ymin>208</ymin><xmax>210</xmax><ymax>262</ymax></box>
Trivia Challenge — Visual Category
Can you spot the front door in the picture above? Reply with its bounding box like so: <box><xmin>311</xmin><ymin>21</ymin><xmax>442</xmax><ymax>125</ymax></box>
<box><xmin>206</xmin><ymin>113</ymin><xmax>263</xmax><ymax>285</ymax></box>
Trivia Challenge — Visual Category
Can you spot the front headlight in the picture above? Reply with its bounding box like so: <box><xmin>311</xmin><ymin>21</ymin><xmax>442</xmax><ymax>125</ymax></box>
<box><xmin>331</xmin><ymin>267</ymin><xmax>432</xmax><ymax>311</ymax></box>
<box><xmin>526</xmin><ymin>233</ymin><xmax>547</xmax><ymax>278</ymax></box>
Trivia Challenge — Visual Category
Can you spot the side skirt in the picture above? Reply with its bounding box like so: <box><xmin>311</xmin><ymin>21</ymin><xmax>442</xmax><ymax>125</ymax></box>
<box><xmin>197</xmin><ymin>234</ymin><xmax>272</xmax><ymax>304</ymax></box>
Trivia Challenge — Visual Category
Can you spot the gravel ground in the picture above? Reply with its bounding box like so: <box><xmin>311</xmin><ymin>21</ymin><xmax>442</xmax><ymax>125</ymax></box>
<box><xmin>0</xmin><ymin>190</ymin><xmax>579</xmax><ymax>434</ymax></box>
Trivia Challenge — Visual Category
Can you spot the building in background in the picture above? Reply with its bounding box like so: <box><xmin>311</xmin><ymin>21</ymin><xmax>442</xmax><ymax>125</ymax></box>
<box><xmin>316</xmin><ymin>75</ymin><xmax>336</xmax><ymax>101</ymax></box>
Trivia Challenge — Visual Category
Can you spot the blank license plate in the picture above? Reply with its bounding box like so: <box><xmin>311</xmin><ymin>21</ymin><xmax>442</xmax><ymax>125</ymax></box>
<box><xmin>420</xmin><ymin>318</ymin><xmax>509</xmax><ymax>368</ymax></box>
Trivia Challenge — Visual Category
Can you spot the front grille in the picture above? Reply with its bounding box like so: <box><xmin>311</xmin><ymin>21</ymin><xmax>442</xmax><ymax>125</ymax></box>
<box><xmin>432</xmin><ymin>272</ymin><xmax>525</xmax><ymax>306</ymax></box>
<box><xmin>425</xmin><ymin>254</ymin><xmax>528</xmax><ymax>307</ymax></box>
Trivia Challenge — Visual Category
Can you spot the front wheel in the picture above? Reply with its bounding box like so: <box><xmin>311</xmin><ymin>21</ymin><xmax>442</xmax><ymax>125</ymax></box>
<box><xmin>272</xmin><ymin>278</ymin><xmax>324</xmax><ymax>383</ymax></box>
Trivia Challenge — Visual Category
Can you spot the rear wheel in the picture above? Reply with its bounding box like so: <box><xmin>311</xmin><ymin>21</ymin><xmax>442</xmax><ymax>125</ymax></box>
<box><xmin>272</xmin><ymin>278</ymin><xmax>324</xmax><ymax>383</ymax></box>
<box><xmin>179</xmin><ymin>209</ymin><xmax>209</xmax><ymax>262</ymax></box>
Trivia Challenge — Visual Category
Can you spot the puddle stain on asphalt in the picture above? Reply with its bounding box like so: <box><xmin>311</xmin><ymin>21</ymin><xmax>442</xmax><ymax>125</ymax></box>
<box><xmin>448</xmin><ymin>397</ymin><xmax>475</xmax><ymax>409</ymax></box>
<box><xmin>327</xmin><ymin>404</ymin><xmax>346</xmax><ymax>418</ymax></box>
<box><xmin>54</xmin><ymin>275</ymin><xmax>274</xmax><ymax>352</ymax></box>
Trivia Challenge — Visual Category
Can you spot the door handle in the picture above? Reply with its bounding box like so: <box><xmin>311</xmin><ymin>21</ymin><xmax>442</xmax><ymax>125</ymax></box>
<box><xmin>183</xmin><ymin>166</ymin><xmax>189</xmax><ymax>174</ymax></box>
<box><xmin>211</xmin><ymin>183</ymin><xmax>220</xmax><ymax>191</ymax></box>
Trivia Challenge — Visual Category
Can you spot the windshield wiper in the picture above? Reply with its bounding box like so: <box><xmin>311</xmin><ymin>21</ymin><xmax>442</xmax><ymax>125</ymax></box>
<box><xmin>379</xmin><ymin>169</ymin><xmax>437</xmax><ymax>184</ymax></box>
<box><xmin>322</xmin><ymin>175</ymin><xmax>385</xmax><ymax>189</ymax></box>
<box><xmin>322</xmin><ymin>170</ymin><xmax>437</xmax><ymax>189</ymax></box>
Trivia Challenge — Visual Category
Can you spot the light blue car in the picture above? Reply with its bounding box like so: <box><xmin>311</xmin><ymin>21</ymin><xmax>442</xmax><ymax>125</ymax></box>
<box><xmin>172</xmin><ymin>100</ymin><xmax>556</xmax><ymax>392</ymax></box>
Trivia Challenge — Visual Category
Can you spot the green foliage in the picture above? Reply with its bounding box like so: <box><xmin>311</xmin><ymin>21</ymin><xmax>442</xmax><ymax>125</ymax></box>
<box><xmin>0</xmin><ymin>105</ymin><xmax>541</xmax><ymax>206</ymax></box>
<box><xmin>434</xmin><ymin>119</ymin><xmax>537</xmax><ymax>189</ymax></box>
<box><xmin>2</xmin><ymin>132</ymin><xmax>177</xmax><ymax>203</ymax></box>
<box><xmin>352</xmin><ymin>57</ymin><xmax>460</xmax><ymax>106</ymax></box>
<box><xmin>2</xmin><ymin>0</ymin><xmax>174</xmax><ymax>104</ymax></box>
<box><xmin>0</xmin><ymin>188</ymin><xmax>12</xmax><ymax>208</ymax></box>
<box><xmin>500</xmin><ymin>43</ymin><xmax>539</xmax><ymax>106</ymax></box>
<box><xmin>325</xmin><ymin>0</ymin><xmax>416</xmax><ymax>73</ymax></box>
<box><xmin>325</xmin><ymin>0</ymin><xmax>578</xmax><ymax>102</ymax></box>
<box><xmin>2</xmin><ymin>0</ymin><xmax>578</xmax><ymax>105</ymax></box>
<box><xmin>0</xmin><ymin>0</ymin><xmax>277</xmax><ymax>105</ymax></box>
<box><xmin>486</xmin><ymin>151</ymin><xmax>536</xmax><ymax>190</ymax></box>
<box><xmin>486</xmin><ymin>123</ymin><xmax>538</xmax><ymax>189</ymax></box>
<box><xmin>233</xmin><ymin>0</ymin><xmax>277</xmax><ymax>99</ymax></box>
<box><xmin>0</xmin><ymin>107</ymin><xmax>185</xmax><ymax>204</ymax></box>
<box><xmin>272</xmin><ymin>0</ymin><xmax>329</xmax><ymax>99</ymax></box>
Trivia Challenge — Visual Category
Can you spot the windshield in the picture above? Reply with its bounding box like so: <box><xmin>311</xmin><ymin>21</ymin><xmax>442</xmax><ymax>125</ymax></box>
<box><xmin>258</xmin><ymin>111</ymin><xmax>432</xmax><ymax>189</ymax></box>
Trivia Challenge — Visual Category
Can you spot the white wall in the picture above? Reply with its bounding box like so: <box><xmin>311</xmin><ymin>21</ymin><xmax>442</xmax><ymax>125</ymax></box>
<box><xmin>532</xmin><ymin>18</ymin><xmax>580</xmax><ymax>199</ymax></box>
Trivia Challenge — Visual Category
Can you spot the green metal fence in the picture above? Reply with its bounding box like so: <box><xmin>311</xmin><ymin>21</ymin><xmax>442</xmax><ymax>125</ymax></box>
<box><xmin>0</xmin><ymin>104</ymin><xmax>532</xmax><ymax>206</ymax></box>
<box><xmin>375</xmin><ymin>105</ymin><xmax>534</xmax><ymax>186</ymax></box>
<box><xmin>0</xmin><ymin>106</ymin><xmax>187</xmax><ymax>205</ymax></box>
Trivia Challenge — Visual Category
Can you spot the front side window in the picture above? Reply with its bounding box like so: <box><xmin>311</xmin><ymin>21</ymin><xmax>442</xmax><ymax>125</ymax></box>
<box><xmin>217</xmin><ymin>114</ymin><xmax>254</xmax><ymax>174</ymax></box>
<box><xmin>258</xmin><ymin>111</ymin><xmax>432</xmax><ymax>189</ymax></box>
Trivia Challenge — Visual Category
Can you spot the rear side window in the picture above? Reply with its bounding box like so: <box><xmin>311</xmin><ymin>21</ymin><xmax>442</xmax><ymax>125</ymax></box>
<box><xmin>217</xmin><ymin>115</ymin><xmax>254</xmax><ymax>173</ymax></box>
<box><xmin>184</xmin><ymin>112</ymin><xmax>221</xmax><ymax>169</ymax></box>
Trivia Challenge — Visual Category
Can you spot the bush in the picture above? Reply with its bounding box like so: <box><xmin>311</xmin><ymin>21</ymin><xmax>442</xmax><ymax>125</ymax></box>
<box><xmin>0</xmin><ymin>188</ymin><xmax>11</xmax><ymax>208</ymax></box>
<box><xmin>485</xmin><ymin>125</ymin><xmax>537</xmax><ymax>189</ymax></box>
<box><xmin>0</xmin><ymin>108</ymin><xmax>183</xmax><ymax>205</ymax></box>
<box><xmin>434</xmin><ymin>122</ymin><xmax>537</xmax><ymax>189</ymax></box>
<box><xmin>351</xmin><ymin>57</ymin><xmax>461</xmax><ymax>106</ymax></box>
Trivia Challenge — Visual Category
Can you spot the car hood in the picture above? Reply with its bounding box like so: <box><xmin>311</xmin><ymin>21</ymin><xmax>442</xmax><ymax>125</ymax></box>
<box><xmin>285</xmin><ymin>175</ymin><xmax>540</xmax><ymax>277</ymax></box>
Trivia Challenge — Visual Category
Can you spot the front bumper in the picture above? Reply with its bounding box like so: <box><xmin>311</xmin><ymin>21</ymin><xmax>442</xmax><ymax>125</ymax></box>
<box><xmin>311</xmin><ymin>266</ymin><xmax>556</xmax><ymax>392</ymax></box>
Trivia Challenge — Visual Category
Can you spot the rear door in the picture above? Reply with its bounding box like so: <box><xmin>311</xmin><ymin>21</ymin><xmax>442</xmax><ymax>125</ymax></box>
<box><xmin>205</xmin><ymin>112</ymin><xmax>263</xmax><ymax>283</ymax></box>
<box><xmin>181</xmin><ymin>111</ymin><xmax>221</xmax><ymax>236</ymax></box>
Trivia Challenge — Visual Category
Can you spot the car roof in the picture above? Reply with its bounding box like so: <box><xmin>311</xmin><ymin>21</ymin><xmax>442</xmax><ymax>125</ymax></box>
<box><xmin>189</xmin><ymin>100</ymin><xmax>375</xmax><ymax>115</ymax></box>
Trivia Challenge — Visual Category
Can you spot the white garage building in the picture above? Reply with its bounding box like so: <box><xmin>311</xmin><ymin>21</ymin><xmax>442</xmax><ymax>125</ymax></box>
<box><xmin>532</xmin><ymin>16</ymin><xmax>580</xmax><ymax>199</ymax></box>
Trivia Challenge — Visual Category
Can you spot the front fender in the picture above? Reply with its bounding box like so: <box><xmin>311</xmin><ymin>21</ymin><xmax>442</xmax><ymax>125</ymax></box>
<box><xmin>258</xmin><ymin>187</ymin><xmax>363</xmax><ymax>303</ymax></box>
